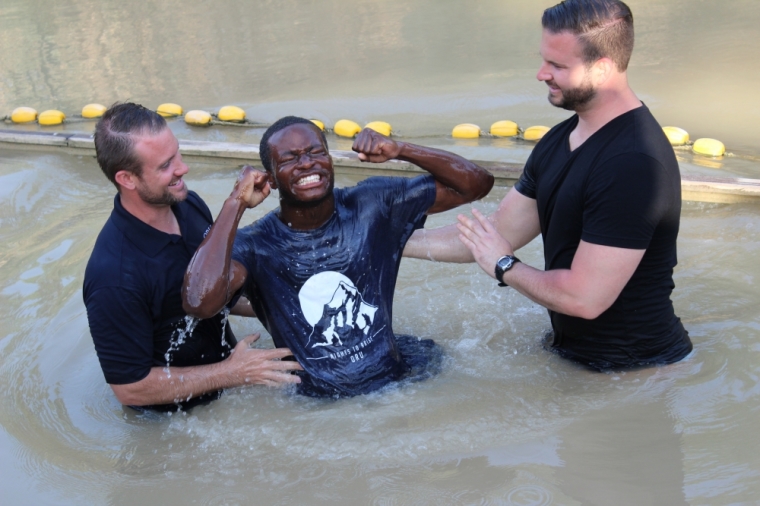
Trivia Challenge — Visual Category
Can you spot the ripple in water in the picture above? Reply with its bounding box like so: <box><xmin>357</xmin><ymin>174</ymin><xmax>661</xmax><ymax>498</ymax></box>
<box><xmin>506</xmin><ymin>485</ymin><xmax>553</xmax><ymax>506</ymax></box>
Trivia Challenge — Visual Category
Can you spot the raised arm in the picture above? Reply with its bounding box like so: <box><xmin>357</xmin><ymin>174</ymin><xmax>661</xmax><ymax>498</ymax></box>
<box><xmin>182</xmin><ymin>166</ymin><xmax>269</xmax><ymax>319</ymax></box>
<box><xmin>352</xmin><ymin>128</ymin><xmax>494</xmax><ymax>214</ymax></box>
<box><xmin>403</xmin><ymin>186</ymin><xmax>541</xmax><ymax>262</ymax></box>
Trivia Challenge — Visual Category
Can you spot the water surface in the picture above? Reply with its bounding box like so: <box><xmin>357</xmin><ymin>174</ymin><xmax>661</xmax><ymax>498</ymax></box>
<box><xmin>1</xmin><ymin>1</ymin><xmax>759</xmax><ymax>504</ymax></box>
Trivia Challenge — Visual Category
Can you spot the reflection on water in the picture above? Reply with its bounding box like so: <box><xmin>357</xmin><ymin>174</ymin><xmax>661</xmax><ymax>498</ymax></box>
<box><xmin>1</xmin><ymin>0</ymin><xmax>760</xmax><ymax>503</ymax></box>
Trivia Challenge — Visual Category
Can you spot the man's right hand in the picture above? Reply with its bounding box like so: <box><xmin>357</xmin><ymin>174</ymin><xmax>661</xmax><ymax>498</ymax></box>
<box><xmin>232</xmin><ymin>165</ymin><xmax>271</xmax><ymax>209</ymax></box>
<box><xmin>227</xmin><ymin>333</ymin><xmax>303</xmax><ymax>386</ymax></box>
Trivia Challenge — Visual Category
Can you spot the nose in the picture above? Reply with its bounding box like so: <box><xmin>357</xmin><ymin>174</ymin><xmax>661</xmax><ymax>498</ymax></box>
<box><xmin>295</xmin><ymin>152</ymin><xmax>315</xmax><ymax>168</ymax></box>
<box><xmin>175</xmin><ymin>156</ymin><xmax>189</xmax><ymax>177</ymax></box>
<box><xmin>536</xmin><ymin>61</ymin><xmax>551</xmax><ymax>82</ymax></box>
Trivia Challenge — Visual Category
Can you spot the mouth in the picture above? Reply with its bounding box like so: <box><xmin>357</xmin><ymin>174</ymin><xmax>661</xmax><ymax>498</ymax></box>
<box><xmin>169</xmin><ymin>178</ymin><xmax>184</xmax><ymax>189</ymax></box>
<box><xmin>294</xmin><ymin>174</ymin><xmax>321</xmax><ymax>187</ymax></box>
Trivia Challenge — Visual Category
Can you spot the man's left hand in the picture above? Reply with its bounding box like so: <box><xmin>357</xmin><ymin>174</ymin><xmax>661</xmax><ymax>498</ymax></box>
<box><xmin>457</xmin><ymin>208</ymin><xmax>514</xmax><ymax>279</ymax></box>
<box><xmin>352</xmin><ymin>128</ymin><xmax>402</xmax><ymax>163</ymax></box>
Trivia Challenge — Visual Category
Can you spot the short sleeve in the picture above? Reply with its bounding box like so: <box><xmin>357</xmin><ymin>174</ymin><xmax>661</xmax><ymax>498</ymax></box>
<box><xmin>85</xmin><ymin>287</ymin><xmax>155</xmax><ymax>385</ymax></box>
<box><xmin>514</xmin><ymin>150</ymin><xmax>538</xmax><ymax>199</ymax></box>
<box><xmin>581</xmin><ymin>153</ymin><xmax>669</xmax><ymax>250</ymax></box>
<box><xmin>368</xmin><ymin>174</ymin><xmax>435</xmax><ymax>218</ymax></box>
<box><xmin>391</xmin><ymin>175</ymin><xmax>437</xmax><ymax>230</ymax></box>
<box><xmin>231</xmin><ymin>225</ymin><xmax>255</xmax><ymax>282</ymax></box>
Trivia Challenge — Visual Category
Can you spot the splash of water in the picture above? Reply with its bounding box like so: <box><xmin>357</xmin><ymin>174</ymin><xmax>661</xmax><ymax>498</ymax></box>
<box><xmin>219</xmin><ymin>307</ymin><xmax>232</xmax><ymax>352</ymax></box>
<box><xmin>164</xmin><ymin>315</ymin><xmax>200</xmax><ymax>377</ymax></box>
<box><xmin>163</xmin><ymin>308</ymin><xmax>233</xmax><ymax>378</ymax></box>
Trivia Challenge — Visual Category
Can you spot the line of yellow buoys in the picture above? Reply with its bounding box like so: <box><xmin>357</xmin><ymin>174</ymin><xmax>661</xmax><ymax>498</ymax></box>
<box><xmin>4</xmin><ymin>103</ymin><xmax>727</xmax><ymax>157</ymax></box>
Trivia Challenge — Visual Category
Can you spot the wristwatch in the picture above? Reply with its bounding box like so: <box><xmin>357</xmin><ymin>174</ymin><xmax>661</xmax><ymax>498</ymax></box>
<box><xmin>494</xmin><ymin>255</ymin><xmax>520</xmax><ymax>287</ymax></box>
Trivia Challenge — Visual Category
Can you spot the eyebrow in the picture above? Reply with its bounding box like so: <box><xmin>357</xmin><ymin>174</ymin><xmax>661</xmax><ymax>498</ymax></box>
<box><xmin>282</xmin><ymin>143</ymin><xmax>323</xmax><ymax>156</ymax></box>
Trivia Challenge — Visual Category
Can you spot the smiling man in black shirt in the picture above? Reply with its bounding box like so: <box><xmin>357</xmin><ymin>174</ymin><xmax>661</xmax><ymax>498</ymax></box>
<box><xmin>404</xmin><ymin>0</ymin><xmax>692</xmax><ymax>370</ymax></box>
<box><xmin>83</xmin><ymin>103</ymin><xmax>302</xmax><ymax>411</ymax></box>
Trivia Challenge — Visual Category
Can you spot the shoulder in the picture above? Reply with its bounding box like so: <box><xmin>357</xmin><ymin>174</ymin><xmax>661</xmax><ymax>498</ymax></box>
<box><xmin>83</xmin><ymin>215</ymin><xmax>149</xmax><ymax>297</ymax></box>
<box><xmin>235</xmin><ymin>211</ymin><xmax>278</xmax><ymax>242</ymax></box>
<box><xmin>629</xmin><ymin>107</ymin><xmax>678</xmax><ymax>163</ymax></box>
<box><xmin>84</xmin><ymin>217</ymin><xmax>124</xmax><ymax>286</ymax></box>
<box><xmin>349</xmin><ymin>175</ymin><xmax>434</xmax><ymax>197</ymax></box>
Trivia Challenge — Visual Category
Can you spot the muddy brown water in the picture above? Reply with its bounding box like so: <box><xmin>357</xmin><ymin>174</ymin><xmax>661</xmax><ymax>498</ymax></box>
<box><xmin>1</xmin><ymin>1</ymin><xmax>759</xmax><ymax>504</ymax></box>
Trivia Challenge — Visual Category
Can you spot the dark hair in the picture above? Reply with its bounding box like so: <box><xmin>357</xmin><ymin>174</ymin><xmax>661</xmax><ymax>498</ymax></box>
<box><xmin>259</xmin><ymin>116</ymin><xmax>328</xmax><ymax>173</ymax></box>
<box><xmin>94</xmin><ymin>102</ymin><xmax>167</xmax><ymax>188</ymax></box>
<box><xmin>542</xmin><ymin>0</ymin><xmax>634</xmax><ymax>71</ymax></box>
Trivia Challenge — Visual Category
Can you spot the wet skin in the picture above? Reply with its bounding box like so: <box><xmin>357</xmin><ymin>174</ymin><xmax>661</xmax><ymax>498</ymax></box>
<box><xmin>267</xmin><ymin>123</ymin><xmax>336</xmax><ymax>231</ymax></box>
<box><xmin>182</xmin><ymin>122</ymin><xmax>494</xmax><ymax>319</ymax></box>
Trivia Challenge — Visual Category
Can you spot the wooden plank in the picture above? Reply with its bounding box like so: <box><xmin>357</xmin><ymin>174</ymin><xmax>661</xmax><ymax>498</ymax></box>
<box><xmin>0</xmin><ymin>129</ymin><xmax>758</xmax><ymax>203</ymax></box>
<box><xmin>0</xmin><ymin>129</ymin><xmax>70</xmax><ymax>147</ymax></box>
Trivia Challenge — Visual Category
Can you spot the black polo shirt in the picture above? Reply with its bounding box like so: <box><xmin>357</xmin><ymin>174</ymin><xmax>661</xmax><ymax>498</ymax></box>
<box><xmin>83</xmin><ymin>191</ymin><xmax>236</xmax><ymax>410</ymax></box>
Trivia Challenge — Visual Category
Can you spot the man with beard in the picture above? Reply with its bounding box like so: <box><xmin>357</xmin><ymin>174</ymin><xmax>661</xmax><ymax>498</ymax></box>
<box><xmin>182</xmin><ymin>117</ymin><xmax>493</xmax><ymax>397</ymax></box>
<box><xmin>404</xmin><ymin>0</ymin><xmax>692</xmax><ymax>370</ymax></box>
<box><xmin>83</xmin><ymin>103</ymin><xmax>301</xmax><ymax>412</ymax></box>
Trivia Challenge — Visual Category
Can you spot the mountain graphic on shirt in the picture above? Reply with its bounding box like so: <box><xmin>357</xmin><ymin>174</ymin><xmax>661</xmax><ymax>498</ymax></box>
<box><xmin>308</xmin><ymin>281</ymin><xmax>377</xmax><ymax>348</ymax></box>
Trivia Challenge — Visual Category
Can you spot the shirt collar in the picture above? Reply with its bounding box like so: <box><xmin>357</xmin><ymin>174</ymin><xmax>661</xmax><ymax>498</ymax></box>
<box><xmin>110</xmin><ymin>194</ymin><xmax>186</xmax><ymax>257</ymax></box>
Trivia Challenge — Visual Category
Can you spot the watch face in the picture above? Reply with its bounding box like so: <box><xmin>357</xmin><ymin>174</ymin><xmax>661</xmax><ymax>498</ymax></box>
<box><xmin>497</xmin><ymin>256</ymin><xmax>514</xmax><ymax>271</ymax></box>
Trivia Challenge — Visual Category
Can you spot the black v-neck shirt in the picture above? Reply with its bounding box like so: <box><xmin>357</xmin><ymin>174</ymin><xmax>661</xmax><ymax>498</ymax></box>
<box><xmin>515</xmin><ymin>106</ymin><xmax>692</xmax><ymax>369</ymax></box>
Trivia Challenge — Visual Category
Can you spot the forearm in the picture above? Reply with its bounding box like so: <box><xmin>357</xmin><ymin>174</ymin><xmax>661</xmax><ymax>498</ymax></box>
<box><xmin>396</xmin><ymin>142</ymin><xmax>493</xmax><ymax>207</ymax></box>
<box><xmin>404</xmin><ymin>226</ymin><xmax>475</xmax><ymax>262</ymax></box>
<box><xmin>183</xmin><ymin>196</ymin><xmax>247</xmax><ymax>318</ymax></box>
<box><xmin>110</xmin><ymin>362</ymin><xmax>239</xmax><ymax>406</ymax></box>
<box><xmin>403</xmin><ymin>191</ymin><xmax>540</xmax><ymax>262</ymax></box>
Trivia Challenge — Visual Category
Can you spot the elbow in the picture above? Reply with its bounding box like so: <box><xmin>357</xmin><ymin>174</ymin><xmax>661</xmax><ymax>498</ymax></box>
<box><xmin>181</xmin><ymin>276</ymin><xmax>224</xmax><ymax>319</ymax></box>
<box><xmin>567</xmin><ymin>300</ymin><xmax>610</xmax><ymax>320</ymax></box>
<box><xmin>111</xmin><ymin>384</ymin><xmax>144</xmax><ymax>407</ymax></box>
<box><xmin>182</xmin><ymin>295</ymin><xmax>219</xmax><ymax>320</ymax></box>
<box><xmin>466</xmin><ymin>167</ymin><xmax>495</xmax><ymax>202</ymax></box>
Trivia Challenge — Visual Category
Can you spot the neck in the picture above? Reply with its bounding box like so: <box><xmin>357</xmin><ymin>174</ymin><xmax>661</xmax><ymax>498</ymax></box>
<box><xmin>570</xmin><ymin>79</ymin><xmax>641</xmax><ymax>151</ymax></box>
<box><xmin>119</xmin><ymin>191</ymin><xmax>180</xmax><ymax>235</ymax></box>
<box><xmin>277</xmin><ymin>194</ymin><xmax>335</xmax><ymax>231</ymax></box>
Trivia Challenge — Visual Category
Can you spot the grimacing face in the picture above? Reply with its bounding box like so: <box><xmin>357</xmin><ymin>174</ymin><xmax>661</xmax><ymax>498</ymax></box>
<box><xmin>267</xmin><ymin>123</ymin><xmax>335</xmax><ymax>206</ymax></box>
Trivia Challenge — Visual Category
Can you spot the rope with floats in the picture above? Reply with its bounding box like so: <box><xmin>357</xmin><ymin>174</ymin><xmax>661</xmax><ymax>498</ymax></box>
<box><xmin>2</xmin><ymin>103</ymin><xmax>728</xmax><ymax>158</ymax></box>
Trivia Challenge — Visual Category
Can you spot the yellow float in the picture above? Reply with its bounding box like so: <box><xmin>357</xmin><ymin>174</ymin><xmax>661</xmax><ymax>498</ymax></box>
<box><xmin>452</xmin><ymin>123</ymin><xmax>481</xmax><ymax>139</ymax></box>
<box><xmin>11</xmin><ymin>107</ymin><xmax>38</xmax><ymax>123</ymax></box>
<box><xmin>334</xmin><ymin>119</ymin><xmax>362</xmax><ymax>138</ymax></box>
<box><xmin>692</xmin><ymin>138</ymin><xmax>725</xmax><ymax>157</ymax></box>
<box><xmin>490</xmin><ymin>120</ymin><xmax>519</xmax><ymax>137</ymax></box>
<box><xmin>217</xmin><ymin>105</ymin><xmax>246</xmax><ymax>122</ymax></box>
<box><xmin>364</xmin><ymin>121</ymin><xmax>392</xmax><ymax>136</ymax></box>
<box><xmin>82</xmin><ymin>103</ymin><xmax>107</xmax><ymax>119</ymax></box>
<box><xmin>184</xmin><ymin>110</ymin><xmax>212</xmax><ymax>126</ymax></box>
<box><xmin>157</xmin><ymin>103</ymin><xmax>183</xmax><ymax>117</ymax></box>
<box><xmin>310</xmin><ymin>119</ymin><xmax>325</xmax><ymax>131</ymax></box>
<box><xmin>38</xmin><ymin>110</ymin><xmax>66</xmax><ymax>126</ymax></box>
<box><xmin>662</xmin><ymin>126</ymin><xmax>689</xmax><ymax>146</ymax></box>
<box><xmin>523</xmin><ymin>125</ymin><xmax>550</xmax><ymax>141</ymax></box>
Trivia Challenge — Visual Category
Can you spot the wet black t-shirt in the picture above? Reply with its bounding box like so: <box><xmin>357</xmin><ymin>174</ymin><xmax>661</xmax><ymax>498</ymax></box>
<box><xmin>84</xmin><ymin>191</ymin><xmax>236</xmax><ymax>410</ymax></box>
<box><xmin>232</xmin><ymin>175</ymin><xmax>437</xmax><ymax>396</ymax></box>
<box><xmin>514</xmin><ymin>106</ymin><xmax>692</xmax><ymax>369</ymax></box>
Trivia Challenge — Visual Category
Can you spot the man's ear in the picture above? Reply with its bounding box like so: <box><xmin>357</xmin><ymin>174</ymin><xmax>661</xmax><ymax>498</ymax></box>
<box><xmin>114</xmin><ymin>170</ymin><xmax>137</xmax><ymax>191</ymax></box>
<box><xmin>592</xmin><ymin>57</ymin><xmax>614</xmax><ymax>85</ymax></box>
<box><xmin>266</xmin><ymin>170</ymin><xmax>277</xmax><ymax>189</ymax></box>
